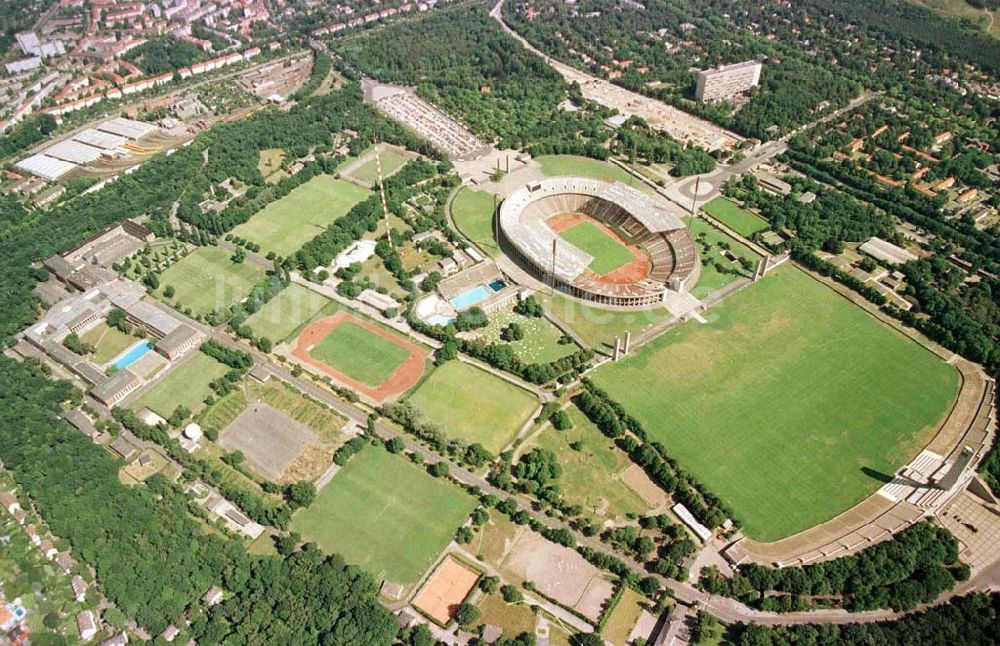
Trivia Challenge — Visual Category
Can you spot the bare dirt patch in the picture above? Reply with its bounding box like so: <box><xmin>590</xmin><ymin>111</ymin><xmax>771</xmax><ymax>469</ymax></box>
<box><xmin>621</xmin><ymin>463</ymin><xmax>668</xmax><ymax>509</ymax></box>
<box><xmin>219</xmin><ymin>403</ymin><xmax>317</xmax><ymax>481</ymax></box>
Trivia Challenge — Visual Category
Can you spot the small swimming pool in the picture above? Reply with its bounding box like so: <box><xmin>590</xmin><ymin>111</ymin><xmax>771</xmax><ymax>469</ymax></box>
<box><xmin>488</xmin><ymin>279</ymin><xmax>507</xmax><ymax>291</ymax></box>
<box><xmin>427</xmin><ymin>314</ymin><xmax>456</xmax><ymax>326</ymax></box>
<box><xmin>449</xmin><ymin>285</ymin><xmax>493</xmax><ymax>311</ymax></box>
<box><xmin>113</xmin><ymin>341</ymin><xmax>152</xmax><ymax>370</ymax></box>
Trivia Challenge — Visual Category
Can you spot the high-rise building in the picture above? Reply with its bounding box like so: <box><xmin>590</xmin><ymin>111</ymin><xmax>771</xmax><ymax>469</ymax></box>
<box><xmin>695</xmin><ymin>60</ymin><xmax>763</xmax><ymax>102</ymax></box>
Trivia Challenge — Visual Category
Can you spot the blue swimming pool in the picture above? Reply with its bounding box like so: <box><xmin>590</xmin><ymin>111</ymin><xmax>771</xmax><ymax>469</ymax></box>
<box><xmin>488</xmin><ymin>279</ymin><xmax>507</xmax><ymax>291</ymax></box>
<box><xmin>449</xmin><ymin>285</ymin><xmax>492</xmax><ymax>311</ymax></box>
<box><xmin>427</xmin><ymin>314</ymin><xmax>456</xmax><ymax>326</ymax></box>
<box><xmin>113</xmin><ymin>341</ymin><xmax>152</xmax><ymax>370</ymax></box>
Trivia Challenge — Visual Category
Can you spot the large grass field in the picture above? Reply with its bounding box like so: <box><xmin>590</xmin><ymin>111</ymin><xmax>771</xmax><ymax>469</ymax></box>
<box><xmin>559</xmin><ymin>220</ymin><xmax>635</xmax><ymax>275</ymax></box>
<box><xmin>701</xmin><ymin>197</ymin><xmax>769</xmax><ymax>237</ymax></box>
<box><xmin>231</xmin><ymin>175</ymin><xmax>371</xmax><ymax>257</ymax></box>
<box><xmin>349</xmin><ymin>148</ymin><xmax>410</xmax><ymax>186</ymax></box>
<box><xmin>407</xmin><ymin>361</ymin><xmax>538</xmax><ymax>454</ymax></box>
<box><xmin>530</xmin><ymin>406</ymin><xmax>649</xmax><ymax>524</ymax></box>
<box><xmin>450</xmin><ymin>187</ymin><xmax>499</xmax><ymax>257</ymax></box>
<box><xmin>309</xmin><ymin>321</ymin><xmax>411</xmax><ymax>386</ymax></box>
<box><xmin>591</xmin><ymin>265</ymin><xmax>960</xmax><ymax>541</ymax></box>
<box><xmin>245</xmin><ymin>283</ymin><xmax>333</xmax><ymax>343</ymax></box>
<box><xmin>132</xmin><ymin>352</ymin><xmax>229</xmax><ymax>418</ymax></box>
<box><xmin>157</xmin><ymin>246</ymin><xmax>265</xmax><ymax>317</ymax></box>
<box><xmin>292</xmin><ymin>445</ymin><xmax>476</xmax><ymax>584</ymax></box>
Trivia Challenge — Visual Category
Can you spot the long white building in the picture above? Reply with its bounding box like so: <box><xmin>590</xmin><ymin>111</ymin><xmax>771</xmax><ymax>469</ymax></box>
<box><xmin>695</xmin><ymin>60</ymin><xmax>762</xmax><ymax>102</ymax></box>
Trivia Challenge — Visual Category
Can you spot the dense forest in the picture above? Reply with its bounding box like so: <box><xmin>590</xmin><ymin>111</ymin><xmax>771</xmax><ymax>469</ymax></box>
<box><xmin>0</xmin><ymin>114</ymin><xmax>58</xmax><ymax>160</ymax></box>
<box><xmin>124</xmin><ymin>36</ymin><xmax>208</xmax><ymax>75</ymax></box>
<box><xmin>333</xmin><ymin>4</ymin><xmax>612</xmax><ymax>155</ymax></box>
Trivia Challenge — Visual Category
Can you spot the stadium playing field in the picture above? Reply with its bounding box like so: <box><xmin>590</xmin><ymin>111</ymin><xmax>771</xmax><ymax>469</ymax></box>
<box><xmin>407</xmin><ymin>361</ymin><xmax>538</xmax><ymax>454</ymax></box>
<box><xmin>591</xmin><ymin>265</ymin><xmax>960</xmax><ymax>541</ymax></box>
<box><xmin>308</xmin><ymin>320</ymin><xmax>411</xmax><ymax>387</ymax></box>
<box><xmin>292</xmin><ymin>445</ymin><xmax>476</xmax><ymax>584</ymax></box>
<box><xmin>157</xmin><ymin>246</ymin><xmax>265</xmax><ymax>317</ymax></box>
<box><xmin>557</xmin><ymin>220</ymin><xmax>636</xmax><ymax>275</ymax></box>
<box><xmin>133</xmin><ymin>352</ymin><xmax>229</xmax><ymax>418</ymax></box>
<box><xmin>450</xmin><ymin>187</ymin><xmax>499</xmax><ymax>257</ymax></box>
<box><xmin>231</xmin><ymin>175</ymin><xmax>371</xmax><ymax>257</ymax></box>
<box><xmin>701</xmin><ymin>197</ymin><xmax>769</xmax><ymax>237</ymax></box>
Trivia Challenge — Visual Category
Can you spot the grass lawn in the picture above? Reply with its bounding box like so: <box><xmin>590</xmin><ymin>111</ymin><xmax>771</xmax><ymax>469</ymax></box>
<box><xmin>231</xmin><ymin>175</ymin><xmax>371</xmax><ymax>257</ymax></box>
<box><xmin>591</xmin><ymin>265</ymin><xmax>960</xmax><ymax>540</ymax></box>
<box><xmin>258</xmin><ymin>148</ymin><xmax>286</xmax><ymax>184</ymax></box>
<box><xmin>688</xmin><ymin>217</ymin><xmax>758</xmax><ymax>299</ymax></box>
<box><xmin>537</xmin><ymin>155</ymin><xmax>651</xmax><ymax>193</ymax></box>
<box><xmin>450</xmin><ymin>187</ymin><xmax>499</xmax><ymax>257</ymax></box>
<box><xmin>540</xmin><ymin>290</ymin><xmax>671</xmax><ymax>351</ymax></box>
<box><xmin>701</xmin><ymin>197</ymin><xmax>769</xmax><ymax>237</ymax></box>
<box><xmin>559</xmin><ymin>220</ymin><xmax>635</xmax><ymax>275</ymax></box>
<box><xmin>81</xmin><ymin>322</ymin><xmax>141</xmax><ymax>364</ymax></box>
<box><xmin>349</xmin><ymin>148</ymin><xmax>410</xmax><ymax>186</ymax></box>
<box><xmin>407</xmin><ymin>361</ymin><xmax>538</xmax><ymax>454</ymax></box>
<box><xmin>132</xmin><ymin>352</ymin><xmax>229</xmax><ymax>418</ymax></box>
<box><xmin>246</xmin><ymin>283</ymin><xmax>333</xmax><ymax>343</ymax></box>
<box><xmin>602</xmin><ymin>587</ymin><xmax>648</xmax><ymax>645</ymax></box>
<box><xmin>309</xmin><ymin>321</ymin><xmax>411</xmax><ymax>386</ymax></box>
<box><xmin>530</xmin><ymin>406</ymin><xmax>649</xmax><ymax>523</ymax></box>
<box><xmin>292</xmin><ymin>445</ymin><xmax>476</xmax><ymax>584</ymax></box>
<box><xmin>157</xmin><ymin>246</ymin><xmax>265</xmax><ymax>317</ymax></box>
<box><xmin>475</xmin><ymin>306</ymin><xmax>578</xmax><ymax>364</ymax></box>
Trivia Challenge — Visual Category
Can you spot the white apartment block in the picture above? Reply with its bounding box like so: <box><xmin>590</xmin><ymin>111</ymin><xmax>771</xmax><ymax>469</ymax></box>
<box><xmin>695</xmin><ymin>60</ymin><xmax>762</xmax><ymax>102</ymax></box>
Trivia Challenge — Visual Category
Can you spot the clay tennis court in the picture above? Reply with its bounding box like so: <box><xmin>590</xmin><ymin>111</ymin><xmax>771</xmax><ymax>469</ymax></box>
<box><xmin>546</xmin><ymin>212</ymin><xmax>650</xmax><ymax>284</ymax></box>
<box><xmin>291</xmin><ymin>311</ymin><xmax>429</xmax><ymax>402</ymax></box>
<box><xmin>412</xmin><ymin>556</ymin><xmax>480</xmax><ymax>626</ymax></box>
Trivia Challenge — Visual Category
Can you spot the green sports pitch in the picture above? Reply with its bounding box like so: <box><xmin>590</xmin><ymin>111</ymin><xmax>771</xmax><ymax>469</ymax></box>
<box><xmin>309</xmin><ymin>321</ymin><xmax>411</xmax><ymax>387</ymax></box>
<box><xmin>231</xmin><ymin>175</ymin><xmax>371</xmax><ymax>257</ymax></box>
<box><xmin>292</xmin><ymin>445</ymin><xmax>476</xmax><ymax>584</ymax></box>
<box><xmin>701</xmin><ymin>197</ymin><xmax>769</xmax><ymax>237</ymax></box>
<box><xmin>591</xmin><ymin>265</ymin><xmax>960</xmax><ymax>541</ymax></box>
<box><xmin>558</xmin><ymin>221</ymin><xmax>636</xmax><ymax>275</ymax></box>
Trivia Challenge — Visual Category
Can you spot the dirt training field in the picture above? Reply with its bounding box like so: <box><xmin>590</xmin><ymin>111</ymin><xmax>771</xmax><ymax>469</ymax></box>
<box><xmin>218</xmin><ymin>403</ymin><xmax>318</xmax><ymax>481</ymax></box>
<box><xmin>412</xmin><ymin>556</ymin><xmax>480</xmax><ymax>625</ymax></box>
<box><xmin>291</xmin><ymin>311</ymin><xmax>428</xmax><ymax>402</ymax></box>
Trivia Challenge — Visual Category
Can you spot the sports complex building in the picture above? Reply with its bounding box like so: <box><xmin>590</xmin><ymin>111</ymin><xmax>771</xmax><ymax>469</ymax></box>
<box><xmin>498</xmin><ymin>177</ymin><xmax>698</xmax><ymax>308</ymax></box>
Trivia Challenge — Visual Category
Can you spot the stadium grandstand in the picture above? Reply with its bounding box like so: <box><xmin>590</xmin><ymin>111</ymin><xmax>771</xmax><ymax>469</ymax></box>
<box><xmin>498</xmin><ymin>177</ymin><xmax>698</xmax><ymax>308</ymax></box>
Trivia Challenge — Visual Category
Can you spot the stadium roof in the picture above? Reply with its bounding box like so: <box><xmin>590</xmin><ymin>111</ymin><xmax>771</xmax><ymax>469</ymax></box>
<box><xmin>44</xmin><ymin>139</ymin><xmax>105</xmax><ymax>165</ymax></box>
<box><xmin>15</xmin><ymin>154</ymin><xmax>77</xmax><ymax>180</ymax></box>
<box><xmin>73</xmin><ymin>128</ymin><xmax>128</xmax><ymax>150</ymax></box>
<box><xmin>96</xmin><ymin>117</ymin><xmax>158</xmax><ymax>140</ymax></box>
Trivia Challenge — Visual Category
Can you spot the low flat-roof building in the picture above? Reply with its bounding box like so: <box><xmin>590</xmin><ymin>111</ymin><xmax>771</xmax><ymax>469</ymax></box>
<box><xmin>108</xmin><ymin>436</ymin><xmax>139</xmax><ymax>461</ymax></box>
<box><xmin>72</xmin><ymin>575</ymin><xmax>88</xmax><ymax>602</ymax></box>
<box><xmin>756</xmin><ymin>173</ymin><xmax>792</xmax><ymax>196</ymax></box>
<box><xmin>154</xmin><ymin>325</ymin><xmax>201</xmax><ymax>360</ymax></box>
<box><xmin>62</xmin><ymin>409</ymin><xmax>99</xmax><ymax>439</ymax></box>
<box><xmin>77</xmin><ymin>610</ymin><xmax>98</xmax><ymax>641</ymax></box>
<box><xmin>859</xmin><ymin>236</ymin><xmax>918</xmax><ymax>266</ymax></box>
<box><xmin>91</xmin><ymin>369</ymin><xmax>140</xmax><ymax>407</ymax></box>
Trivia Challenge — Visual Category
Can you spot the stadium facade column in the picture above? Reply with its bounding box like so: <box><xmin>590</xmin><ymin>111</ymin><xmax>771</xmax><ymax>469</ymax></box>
<box><xmin>613</xmin><ymin>336</ymin><xmax>621</xmax><ymax>361</ymax></box>
<box><xmin>624</xmin><ymin>331</ymin><xmax>631</xmax><ymax>355</ymax></box>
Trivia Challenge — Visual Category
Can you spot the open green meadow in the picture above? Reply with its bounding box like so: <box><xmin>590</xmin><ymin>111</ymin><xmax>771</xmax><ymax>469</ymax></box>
<box><xmin>529</xmin><ymin>405</ymin><xmax>649</xmax><ymax>523</ymax></box>
<box><xmin>559</xmin><ymin>220</ymin><xmax>635</xmax><ymax>275</ymax></box>
<box><xmin>450</xmin><ymin>187</ymin><xmax>499</xmax><ymax>257</ymax></box>
<box><xmin>232</xmin><ymin>175</ymin><xmax>371</xmax><ymax>257</ymax></box>
<box><xmin>540</xmin><ymin>290</ymin><xmax>671</xmax><ymax>351</ymax></box>
<box><xmin>591</xmin><ymin>265</ymin><xmax>960</xmax><ymax>541</ymax></box>
<box><xmin>687</xmin><ymin>217</ymin><xmax>758</xmax><ymax>299</ymax></box>
<box><xmin>246</xmin><ymin>283</ymin><xmax>333</xmax><ymax>343</ymax></box>
<box><xmin>349</xmin><ymin>148</ymin><xmax>410</xmax><ymax>186</ymax></box>
<box><xmin>157</xmin><ymin>246</ymin><xmax>265</xmax><ymax>317</ymax></box>
<box><xmin>407</xmin><ymin>361</ymin><xmax>538</xmax><ymax>454</ymax></box>
<box><xmin>309</xmin><ymin>321</ymin><xmax>411</xmax><ymax>386</ymax></box>
<box><xmin>133</xmin><ymin>352</ymin><xmax>229</xmax><ymax>418</ymax></box>
<box><xmin>292</xmin><ymin>445</ymin><xmax>476</xmax><ymax>584</ymax></box>
<box><xmin>537</xmin><ymin>155</ymin><xmax>647</xmax><ymax>191</ymax></box>
<box><xmin>476</xmin><ymin>307</ymin><xmax>578</xmax><ymax>364</ymax></box>
<box><xmin>81</xmin><ymin>322</ymin><xmax>141</xmax><ymax>364</ymax></box>
<box><xmin>701</xmin><ymin>197</ymin><xmax>769</xmax><ymax>237</ymax></box>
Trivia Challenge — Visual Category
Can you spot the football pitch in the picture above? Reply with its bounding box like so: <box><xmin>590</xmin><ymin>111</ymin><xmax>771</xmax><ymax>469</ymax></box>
<box><xmin>245</xmin><ymin>283</ymin><xmax>333</xmax><ymax>343</ymax></box>
<box><xmin>133</xmin><ymin>352</ymin><xmax>229</xmax><ymax>418</ymax></box>
<box><xmin>308</xmin><ymin>320</ymin><xmax>411</xmax><ymax>387</ymax></box>
<box><xmin>407</xmin><ymin>361</ymin><xmax>538</xmax><ymax>454</ymax></box>
<box><xmin>157</xmin><ymin>246</ymin><xmax>265</xmax><ymax>317</ymax></box>
<box><xmin>537</xmin><ymin>155</ymin><xmax>648</xmax><ymax>192</ymax></box>
<box><xmin>231</xmin><ymin>175</ymin><xmax>371</xmax><ymax>257</ymax></box>
<box><xmin>591</xmin><ymin>265</ymin><xmax>960</xmax><ymax>541</ymax></box>
<box><xmin>292</xmin><ymin>445</ymin><xmax>476</xmax><ymax>584</ymax></box>
<box><xmin>349</xmin><ymin>148</ymin><xmax>410</xmax><ymax>186</ymax></box>
<box><xmin>450</xmin><ymin>187</ymin><xmax>499</xmax><ymax>257</ymax></box>
<box><xmin>701</xmin><ymin>197</ymin><xmax>769</xmax><ymax>237</ymax></box>
<box><xmin>558</xmin><ymin>220</ymin><xmax>635</xmax><ymax>275</ymax></box>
